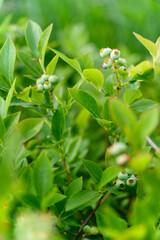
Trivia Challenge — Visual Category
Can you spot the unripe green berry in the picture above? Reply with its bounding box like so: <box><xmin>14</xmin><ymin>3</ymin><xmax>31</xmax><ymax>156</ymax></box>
<box><xmin>37</xmin><ymin>84</ymin><xmax>44</xmax><ymax>92</ymax></box>
<box><xmin>49</xmin><ymin>75</ymin><xmax>58</xmax><ymax>84</ymax></box>
<box><xmin>42</xmin><ymin>74</ymin><xmax>49</xmax><ymax>80</ymax></box>
<box><xmin>100</xmin><ymin>47</ymin><xmax>112</xmax><ymax>58</ymax></box>
<box><xmin>90</xmin><ymin>227</ymin><xmax>99</xmax><ymax>235</ymax></box>
<box><xmin>36</xmin><ymin>78</ymin><xmax>45</xmax><ymax>85</ymax></box>
<box><xmin>83</xmin><ymin>225</ymin><xmax>91</xmax><ymax>234</ymax></box>
<box><xmin>126</xmin><ymin>177</ymin><xmax>136</xmax><ymax>187</ymax></box>
<box><xmin>110</xmin><ymin>49</ymin><xmax>120</xmax><ymax>60</ymax></box>
<box><xmin>117</xmin><ymin>57</ymin><xmax>126</xmax><ymax>66</ymax></box>
<box><xmin>102</xmin><ymin>58</ymin><xmax>113</xmax><ymax>69</ymax></box>
<box><xmin>118</xmin><ymin>171</ymin><xmax>128</xmax><ymax>180</ymax></box>
<box><xmin>115</xmin><ymin>180</ymin><xmax>125</xmax><ymax>190</ymax></box>
<box><xmin>44</xmin><ymin>82</ymin><xmax>52</xmax><ymax>90</ymax></box>
<box><xmin>108</xmin><ymin>142</ymin><xmax>127</xmax><ymax>156</ymax></box>
<box><xmin>125</xmin><ymin>168</ymin><xmax>133</xmax><ymax>175</ymax></box>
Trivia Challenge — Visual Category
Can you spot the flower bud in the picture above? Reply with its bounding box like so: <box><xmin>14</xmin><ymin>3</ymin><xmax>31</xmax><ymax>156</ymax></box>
<box><xmin>100</xmin><ymin>47</ymin><xmax>112</xmax><ymax>58</ymax></box>
<box><xmin>110</xmin><ymin>49</ymin><xmax>120</xmax><ymax>60</ymax></box>
<box><xmin>102</xmin><ymin>58</ymin><xmax>113</xmax><ymax>69</ymax></box>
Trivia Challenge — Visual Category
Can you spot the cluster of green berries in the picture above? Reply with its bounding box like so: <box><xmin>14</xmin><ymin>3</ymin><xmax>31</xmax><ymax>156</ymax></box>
<box><xmin>83</xmin><ymin>225</ymin><xmax>99</xmax><ymax>235</ymax></box>
<box><xmin>100</xmin><ymin>47</ymin><xmax>126</xmax><ymax>69</ymax></box>
<box><xmin>36</xmin><ymin>74</ymin><xmax>59</xmax><ymax>92</ymax></box>
<box><xmin>108</xmin><ymin>142</ymin><xmax>130</xmax><ymax>166</ymax></box>
<box><xmin>115</xmin><ymin>169</ymin><xmax>138</xmax><ymax>190</ymax></box>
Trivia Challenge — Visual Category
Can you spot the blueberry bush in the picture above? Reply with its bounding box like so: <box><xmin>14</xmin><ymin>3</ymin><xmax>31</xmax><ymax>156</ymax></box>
<box><xmin>0</xmin><ymin>21</ymin><xmax>160</xmax><ymax>240</ymax></box>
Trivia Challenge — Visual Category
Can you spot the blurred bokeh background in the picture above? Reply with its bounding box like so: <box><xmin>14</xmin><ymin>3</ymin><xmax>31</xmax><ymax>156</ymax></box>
<box><xmin>1</xmin><ymin>0</ymin><xmax>160</xmax><ymax>60</ymax></box>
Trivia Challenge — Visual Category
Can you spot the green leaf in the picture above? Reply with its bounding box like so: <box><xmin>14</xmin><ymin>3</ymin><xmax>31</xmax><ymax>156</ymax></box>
<box><xmin>129</xmin><ymin>153</ymin><xmax>151</xmax><ymax>172</ymax></box>
<box><xmin>83</xmin><ymin>160</ymin><xmax>103</xmax><ymax>182</ymax></box>
<box><xmin>65</xmin><ymin>177</ymin><xmax>83</xmax><ymax>197</ymax></box>
<box><xmin>0</xmin><ymin>115</ymin><xmax>5</xmax><ymax>142</ymax></box>
<box><xmin>99</xmin><ymin>166</ymin><xmax>119</xmax><ymax>189</ymax></box>
<box><xmin>135</xmin><ymin>107</ymin><xmax>159</xmax><ymax>148</ymax></box>
<box><xmin>16</xmin><ymin>118</ymin><xmax>44</xmax><ymax>143</ymax></box>
<box><xmin>83</xmin><ymin>69</ymin><xmax>104</xmax><ymax>90</ymax></box>
<box><xmin>96</xmin><ymin>118</ymin><xmax>112</xmax><ymax>129</ymax></box>
<box><xmin>133</xmin><ymin>32</ymin><xmax>157</xmax><ymax>59</ymax></box>
<box><xmin>3</xmin><ymin>78</ymin><xmax>16</xmax><ymax>118</ymax></box>
<box><xmin>102</xmin><ymin>97</ymin><xmax>111</xmax><ymax>121</ymax></box>
<box><xmin>0</xmin><ymin>38</ymin><xmax>16</xmax><ymax>84</ymax></box>
<box><xmin>37</xmin><ymin>24</ymin><xmax>53</xmax><ymax>65</ymax></box>
<box><xmin>43</xmin><ymin>190</ymin><xmax>66</xmax><ymax>208</ymax></box>
<box><xmin>69</xmin><ymin>88</ymin><xmax>100</xmax><ymax>118</ymax></box>
<box><xmin>96</xmin><ymin>205</ymin><xmax>127</xmax><ymax>238</ymax></box>
<box><xmin>110</xmin><ymin>99</ymin><xmax>136</xmax><ymax>131</ymax></box>
<box><xmin>4</xmin><ymin>112</ymin><xmax>21</xmax><ymax>139</ymax></box>
<box><xmin>130</xmin><ymin>99</ymin><xmax>158</xmax><ymax>113</ymax></box>
<box><xmin>25</xmin><ymin>21</ymin><xmax>42</xmax><ymax>57</ymax></box>
<box><xmin>45</xmin><ymin>55</ymin><xmax>59</xmax><ymax>75</ymax></box>
<box><xmin>65</xmin><ymin>190</ymin><xmax>102</xmax><ymax>211</ymax></box>
<box><xmin>123</xmin><ymin>89</ymin><xmax>142</xmax><ymax>105</ymax></box>
<box><xmin>50</xmin><ymin>48</ymin><xmax>82</xmax><ymax>75</ymax></box>
<box><xmin>78</xmin><ymin>52</ymin><xmax>94</xmax><ymax>70</ymax></box>
<box><xmin>129</xmin><ymin>61</ymin><xmax>154</xmax><ymax>81</ymax></box>
<box><xmin>0</xmin><ymin>97</ymin><xmax>5</xmax><ymax>118</ymax></box>
<box><xmin>18</xmin><ymin>50</ymin><xmax>43</xmax><ymax>75</ymax></box>
<box><xmin>34</xmin><ymin>151</ymin><xmax>53</xmax><ymax>199</ymax></box>
<box><xmin>20</xmin><ymin>194</ymin><xmax>40</xmax><ymax>209</ymax></box>
<box><xmin>51</xmin><ymin>106</ymin><xmax>65</xmax><ymax>141</ymax></box>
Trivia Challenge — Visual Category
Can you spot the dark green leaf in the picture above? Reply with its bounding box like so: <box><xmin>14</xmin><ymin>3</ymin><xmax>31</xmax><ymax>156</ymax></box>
<box><xmin>65</xmin><ymin>177</ymin><xmax>83</xmax><ymax>197</ymax></box>
<box><xmin>83</xmin><ymin>160</ymin><xmax>103</xmax><ymax>182</ymax></box>
<box><xmin>51</xmin><ymin>106</ymin><xmax>65</xmax><ymax>141</ymax></box>
<box><xmin>99</xmin><ymin>166</ymin><xmax>119</xmax><ymax>189</ymax></box>
<box><xmin>45</xmin><ymin>55</ymin><xmax>59</xmax><ymax>75</ymax></box>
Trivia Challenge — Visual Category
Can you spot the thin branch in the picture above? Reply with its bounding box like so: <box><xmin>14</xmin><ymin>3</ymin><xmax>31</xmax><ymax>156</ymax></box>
<box><xmin>74</xmin><ymin>192</ymin><xmax>112</xmax><ymax>240</ymax></box>
<box><xmin>62</xmin><ymin>157</ymin><xmax>71</xmax><ymax>184</ymax></box>
<box><xmin>146</xmin><ymin>136</ymin><xmax>160</xmax><ymax>152</ymax></box>
<box><xmin>113</xmin><ymin>64</ymin><xmax>119</xmax><ymax>98</ymax></box>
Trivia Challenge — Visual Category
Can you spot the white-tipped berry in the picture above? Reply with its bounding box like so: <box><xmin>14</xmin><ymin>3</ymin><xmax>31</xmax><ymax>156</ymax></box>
<box><xmin>115</xmin><ymin>180</ymin><xmax>125</xmax><ymax>190</ymax></box>
<box><xmin>100</xmin><ymin>47</ymin><xmax>112</xmax><ymax>58</ymax></box>
<box><xmin>117</xmin><ymin>57</ymin><xmax>126</xmax><ymax>66</ymax></box>
<box><xmin>37</xmin><ymin>84</ymin><xmax>44</xmax><ymax>92</ymax></box>
<box><xmin>102</xmin><ymin>58</ymin><xmax>113</xmax><ymax>69</ymax></box>
<box><xmin>49</xmin><ymin>75</ymin><xmax>58</xmax><ymax>84</ymax></box>
<box><xmin>108</xmin><ymin>142</ymin><xmax>127</xmax><ymax>156</ymax></box>
<box><xmin>116</xmin><ymin>154</ymin><xmax>130</xmax><ymax>166</ymax></box>
<box><xmin>126</xmin><ymin>177</ymin><xmax>136</xmax><ymax>187</ymax></box>
<box><xmin>36</xmin><ymin>78</ymin><xmax>45</xmax><ymax>85</ymax></box>
<box><xmin>44</xmin><ymin>82</ymin><xmax>52</xmax><ymax>90</ymax></box>
<box><xmin>118</xmin><ymin>171</ymin><xmax>128</xmax><ymax>180</ymax></box>
<box><xmin>42</xmin><ymin>74</ymin><xmax>49</xmax><ymax>80</ymax></box>
<box><xmin>110</xmin><ymin>49</ymin><xmax>120</xmax><ymax>60</ymax></box>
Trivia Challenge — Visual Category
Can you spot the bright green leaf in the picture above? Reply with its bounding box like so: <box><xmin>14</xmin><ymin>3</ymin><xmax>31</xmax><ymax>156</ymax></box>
<box><xmin>69</xmin><ymin>88</ymin><xmax>100</xmax><ymax>118</ymax></box>
<box><xmin>45</xmin><ymin>55</ymin><xmax>59</xmax><ymax>75</ymax></box>
<box><xmin>99</xmin><ymin>166</ymin><xmax>119</xmax><ymax>189</ymax></box>
<box><xmin>133</xmin><ymin>32</ymin><xmax>157</xmax><ymax>59</ymax></box>
<box><xmin>83</xmin><ymin>69</ymin><xmax>104</xmax><ymax>90</ymax></box>
<box><xmin>34</xmin><ymin>151</ymin><xmax>53</xmax><ymax>199</ymax></box>
<box><xmin>16</xmin><ymin>118</ymin><xmax>44</xmax><ymax>143</ymax></box>
<box><xmin>25</xmin><ymin>21</ymin><xmax>42</xmax><ymax>57</ymax></box>
<box><xmin>123</xmin><ymin>89</ymin><xmax>142</xmax><ymax>105</ymax></box>
<box><xmin>130</xmin><ymin>99</ymin><xmax>158</xmax><ymax>113</ymax></box>
<box><xmin>65</xmin><ymin>177</ymin><xmax>83</xmax><ymax>197</ymax></box>
<box><xmin>0</xmin><ymin>115</ymin><xmax>5</xmax><ymax>142</ymax></box>
<box><xmin>78</xmin><ymin>51</ymin><xmax>94</xmax><ymax>70</ymax></box>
